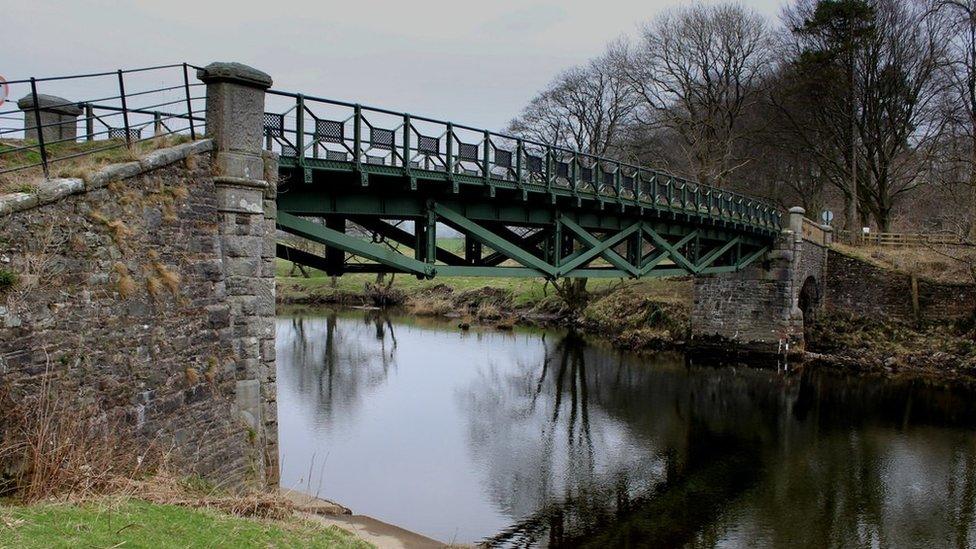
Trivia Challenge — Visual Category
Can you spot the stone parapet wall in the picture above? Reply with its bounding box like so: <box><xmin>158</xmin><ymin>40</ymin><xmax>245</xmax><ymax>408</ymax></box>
<box><xmin>825</xmin><ymin>249</ymin><xmax>976</xmax><ymax>323</ymax></box>
<box><xmin>0</xmin><ymin>140</ymin><xmax>276</xmax><ymax>488</ymax></box>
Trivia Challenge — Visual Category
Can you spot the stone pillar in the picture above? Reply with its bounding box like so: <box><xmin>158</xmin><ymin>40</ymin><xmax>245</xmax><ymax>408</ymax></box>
<box><xmin>198</xmin><ymin>62</ymin><xmax>278</xmax><ymax>487</ymax></box>
<box><xmin>17</xmin><ymin>94</ymin><xmax>82</xmax><ymax>142</ymax></box>
<box><xmin>788</xmin><ymin>206</ymin><xmax>806</xmax><ymax>241</ymax></box>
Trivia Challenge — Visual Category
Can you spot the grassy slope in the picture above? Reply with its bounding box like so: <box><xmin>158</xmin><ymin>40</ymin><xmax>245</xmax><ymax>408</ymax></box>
<box><xmin>0</xmin><ymin>136</ymin><xmax>192</xmax><ymax>194</ymax></box>
<box><xmin>832</xmin><ymin>242</ymin><xmax>975</xmax><ymax>285</ymax></box>
<box><xmin>0</xmin><ymin>499</ymin><xmax>368</xmax><ymax>549</ymax></box>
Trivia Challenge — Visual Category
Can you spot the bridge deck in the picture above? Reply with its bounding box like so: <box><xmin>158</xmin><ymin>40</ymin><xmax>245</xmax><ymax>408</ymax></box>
<box><xmin>266</xmin><ymin>90</ymin><xmax>781</xmax><ymax>279</ymax></box>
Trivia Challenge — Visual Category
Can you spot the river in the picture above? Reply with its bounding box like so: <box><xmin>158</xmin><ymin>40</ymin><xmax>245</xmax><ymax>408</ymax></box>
<box><xmin>276</xmin><ymin>308</ymin><xmax>976</xmax><ymax>547</ymax></box>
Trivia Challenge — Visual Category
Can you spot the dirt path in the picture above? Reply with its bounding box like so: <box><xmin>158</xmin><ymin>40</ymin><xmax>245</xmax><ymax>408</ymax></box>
<box><xmin>281</xmin><ymin>489</ymin><xmax>452</xmax><ymax>548</ymax></box>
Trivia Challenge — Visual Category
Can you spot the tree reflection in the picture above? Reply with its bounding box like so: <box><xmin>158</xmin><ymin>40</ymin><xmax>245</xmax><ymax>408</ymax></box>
<box><xmin>278</xmin><ymin>313</ymin><xmax>976</xmax><ymax>547</ymax></box>
<box><xmin>276</xmin><ymin>310</ymin><xmax>398</xmax><ymax>427</ymax></box>
<box><xmin>465</xmin><ymin>331</ymin><xmax>976</xmax><ymax>548</ymax></box>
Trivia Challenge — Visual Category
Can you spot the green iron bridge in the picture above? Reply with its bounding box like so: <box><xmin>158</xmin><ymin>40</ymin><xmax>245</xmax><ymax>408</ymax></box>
<box><xmin>266</xmin><ymin>90</ymin><xmax>782</xmax><ymax>280</ymax></box>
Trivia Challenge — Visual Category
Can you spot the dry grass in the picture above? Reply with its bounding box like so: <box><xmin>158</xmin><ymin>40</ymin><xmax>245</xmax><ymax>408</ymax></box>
<box><xmin>0</xmin><ymin>369</ymin><xmax>156</xmax><ymax>503</ymax></box>
<box><xmin>110</xmin><ymin>474</ymin><xmax>295</xmax><ymax>520</ymax></box>
<box><xmin>0</xmin><ymin>135</ymin><xmax>192</xmax><ymax>195</ymax></box>
<box><xmin>833</xmin><ymin>243</ymin><xmax>976</xmax><ymax>284</ymax></box>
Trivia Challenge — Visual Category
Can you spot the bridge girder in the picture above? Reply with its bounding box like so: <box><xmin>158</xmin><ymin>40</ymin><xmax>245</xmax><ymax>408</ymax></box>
<box><xmin>274</xmin><ymin>146</ymin><xmax>776</xmax><ymax>280</ymax></box>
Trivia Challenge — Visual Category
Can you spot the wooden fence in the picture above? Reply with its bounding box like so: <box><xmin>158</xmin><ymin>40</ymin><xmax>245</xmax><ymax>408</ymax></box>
<box><xmin>836</xmin><ymin>230</ymin><xmax>973</xmax><ymax>248</ymax></box>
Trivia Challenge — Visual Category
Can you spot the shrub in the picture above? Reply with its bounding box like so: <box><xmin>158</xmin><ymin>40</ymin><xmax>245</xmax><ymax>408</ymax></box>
<box><xmin>0</xmin><ymin>269</ymin><xmax>17</xmax><ymax>293</ymax></box>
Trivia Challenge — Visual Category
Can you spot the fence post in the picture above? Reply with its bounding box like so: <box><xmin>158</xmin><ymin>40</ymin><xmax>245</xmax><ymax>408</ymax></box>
<box><xmin>117</xmin><ymin>70</ymin><xmax>131</xmax><ymax>148</ymax></box>
<box><xmin>196</xmin><ymin>62</ymin><xmax>277</xmax><ymax>488</ymax></box>
<box><xmin>85</xmin><ymin>104</ymin><xmax>94</xmax><ymax>141</ymax></box>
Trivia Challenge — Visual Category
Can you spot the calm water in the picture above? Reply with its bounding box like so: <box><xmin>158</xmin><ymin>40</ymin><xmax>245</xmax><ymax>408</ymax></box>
<box><xmin>277</xmin><ymin>309</ymin><xmax>976</xmax><ymax>547</ymax></box>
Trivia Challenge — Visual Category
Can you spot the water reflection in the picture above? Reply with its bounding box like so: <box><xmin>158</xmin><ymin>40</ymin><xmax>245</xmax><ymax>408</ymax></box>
<box><xmin>277</xmin><ymin>309</ymin><xmax>976</xmax><ymax>547</ymax></box>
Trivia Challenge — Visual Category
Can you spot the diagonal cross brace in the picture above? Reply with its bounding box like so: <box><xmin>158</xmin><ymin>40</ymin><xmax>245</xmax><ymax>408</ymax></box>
<box><xmin>277</xmin><ymin>211</ymin><xmax>435</xmax><ymax>277</ymax></box>
<box><xmin>432</xmin><ymin>203</ymin><xmax>557</xmax><ymax>277</ymax></box>
<box><xmin>695</xmin><ymin>237</ymin><xmax>740</xmax><ymax>272</ymax></box>
<box><xmin>643</xmin><ymin>225</ymin><xmax>699</xmax><ymax>274</ymax></box>
<box><xmin>558</xmin><ymin>217</ymin><xmax>640</xmax><ymax>277</ymax></box>
<box><xmin>640</xmin><ymin>229</ymin><xmax>698</xmax><ymax>276</ymax></box>
<box><xmin>557</xmin><ymin>220</ymin><xmax>642</xmax><ymax>277</ymax></box>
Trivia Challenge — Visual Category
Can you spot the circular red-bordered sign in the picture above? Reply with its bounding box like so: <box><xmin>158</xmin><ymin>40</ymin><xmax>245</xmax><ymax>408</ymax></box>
<box><xmin>0</xmin><ymin>76</ymin><xmax>8</xmax><ymax>107</ymax></box>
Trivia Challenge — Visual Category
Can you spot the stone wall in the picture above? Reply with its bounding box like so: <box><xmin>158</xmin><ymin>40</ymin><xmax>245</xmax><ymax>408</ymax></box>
<box><xmin>691</xmin><ymin>234</ymin><xmax>801</xmax><ymax>354</ymax></box>
<box><xmin>0</xmin><ymin>140</ymin><xmax>277</xmax><ymax>488</ymax></box>
<box><xmin>690</xmin><ymin>208</ymin><xmax>831</xmax><ymax>355</ymax></box>
<box><xmin>825</xmin><ymin>249</ymin><xmax>976</xmax><ymax>323</ymax></box>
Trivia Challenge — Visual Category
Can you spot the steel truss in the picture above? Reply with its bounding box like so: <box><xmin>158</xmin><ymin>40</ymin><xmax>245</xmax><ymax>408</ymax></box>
<box><xmin>276</xmin><ymin>203</ymin><xmax>769</xmax><ymax>280</ymax></box>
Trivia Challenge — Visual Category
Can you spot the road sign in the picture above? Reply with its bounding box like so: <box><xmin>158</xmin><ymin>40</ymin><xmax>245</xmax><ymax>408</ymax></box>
<box><xmin>821</xmin><ymin>210</ymin><xmax>834</xmax><ymax>225</ymax></box>
<box><xmin>0</xmin><ymin>76</ymin><xmax>8</xmax><ymax>107</ymax></box>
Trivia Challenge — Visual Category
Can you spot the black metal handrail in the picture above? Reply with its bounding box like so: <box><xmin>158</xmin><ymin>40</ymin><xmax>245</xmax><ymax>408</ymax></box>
<box><xmin>0</xmin><ymin>63</ymin><xmax>206</xmax><ymax>179</ymax></box>
<box><xmin>264</xmin><ymin>89</ymin><xmax>782</xmax><ymax>230</ymax></box>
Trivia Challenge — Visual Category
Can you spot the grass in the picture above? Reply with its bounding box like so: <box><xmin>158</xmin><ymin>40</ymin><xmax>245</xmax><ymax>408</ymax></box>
<box><xmin>0</xmin><ymin>499</ymin><xmax>368</xmax><ymax>549</ymax></box>
<box><xmin>832</xmin><ymin>242</ymin><xmax>976</xmax><ymax>285</ymax></box>
<box><xmin>275</xmin><ymin>258</ymin><xmax>687</xmax><ymax>309</ymax></box>
<box><xmin>0</xmin><ymin>135</ymin><xmax>192</xmax><ymax>194</ymax></box>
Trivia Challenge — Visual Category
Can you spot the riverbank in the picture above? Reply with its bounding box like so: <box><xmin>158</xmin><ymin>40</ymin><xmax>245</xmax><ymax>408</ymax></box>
<box><xmin>0</xmin><ymin>497</ymin><xmax>368</xmax><ymax>548</ymax></box>
<box><xmin>276</xmin><ymin>261</ymin><xmax>976</xmax><ymax>384</ymax></box>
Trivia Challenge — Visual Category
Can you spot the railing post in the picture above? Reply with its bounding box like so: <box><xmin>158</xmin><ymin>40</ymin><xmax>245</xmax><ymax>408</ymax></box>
<box><xmin>182</xmin><ymin>62</ymin><xmax>196</xmax><ymax>139</ymax></box>
<box><xmin>28</xmin><ymin>78</ymin><xmax>48</xmax><ymax>178</ymax></box>
<box><xmin>353</xmin><ymin>104</ymin><xmax>362</xmax><ymax>167</ymax></box>
<box><xmin>117</xmin><ymin>70</ymin><xmax>131</xmax><ymax>148</ymax></box>
<box><xmin>402</xmin><ymin>114</ymin><xmax>411</xmax><ymax>171</ymax></box>
<box><xmin>516</xmin><ymin>138</ymin><xmax>524</xmax><ymax>186</ymax></box>
<box><xmin>85</xmin><ymin>104</ymin><xmax>94</xmax><ymax>142</ymax></box>
<box><xmin>295</xmin><ymin>94</ymin><xmax>305</xmax><ymax>161</ymax></box>
<box><xmin>153</xmin><ymin>111</ymin><xmax>163</xmax><ymax>137</ymax></box>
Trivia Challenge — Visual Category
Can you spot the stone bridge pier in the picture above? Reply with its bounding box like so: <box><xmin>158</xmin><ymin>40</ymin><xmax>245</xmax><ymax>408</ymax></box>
<box><xmin>691</xmin><ymin>207</ymin><xmax>830</xmax><ymax>356</ymax></box>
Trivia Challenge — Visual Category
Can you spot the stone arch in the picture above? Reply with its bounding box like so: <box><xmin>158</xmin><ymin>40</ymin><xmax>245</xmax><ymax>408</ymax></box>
<box><xmin>798</xmin><ymin>275</ymin><xmax>821</xmax><ymax>338</ymax></box>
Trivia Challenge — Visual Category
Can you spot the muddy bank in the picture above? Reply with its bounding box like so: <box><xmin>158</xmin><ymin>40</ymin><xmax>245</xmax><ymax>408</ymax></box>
<box><xmin>276</xmin><ymin>277</ymin><xmax>976</xmax><ymax>385</ymax></box>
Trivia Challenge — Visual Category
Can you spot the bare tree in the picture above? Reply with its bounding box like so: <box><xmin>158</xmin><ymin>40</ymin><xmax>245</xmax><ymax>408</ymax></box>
<box><xmin>936</xmin><ymin>0</ymin><xmax>976</xmax><ymax>238</ymax></box>
<box><xmin>622</xmin><ymin>3</ymin><xmax>775</xmax><ymax>187</ymax></box>
<box><xmin>779</xmin><ymin>0</ymin><xmax>877</xmax><ymax>232</ymax></box>
<box><xmin>853</xmin><ymin>0</ymin><xmax>949</xmax><ymax>231</ymax></box>
<box><xmin>508</xmin><ymin>47</ymin><xmax>635</xmax><ymax>307</ymax></box>
<box><xmin>509</xmin><ymin>45</ymin><xmax>636</xmax><ymax>157</ymax></box>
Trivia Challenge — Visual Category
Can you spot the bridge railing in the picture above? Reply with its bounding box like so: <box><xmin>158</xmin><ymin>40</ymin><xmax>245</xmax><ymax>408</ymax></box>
<box><xmin>0</xmin><ymin>63</ymin><xmax>207</xmax><ymax>181</ymax></box>
<box><xmin>263</xmin><ymin>90</ymin><xmax>782</xmax><ymax>231</ymax></box>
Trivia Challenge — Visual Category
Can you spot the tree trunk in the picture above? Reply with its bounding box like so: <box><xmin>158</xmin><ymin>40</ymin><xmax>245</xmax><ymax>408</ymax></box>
<box><xmin>557</xmin><ymin>278</ymin><xmax>590</xmax><ymax>311</ymax></box>
<box><xmin>970</xmin><ymin>131</ymin><xmax>976</xmax><ymax>240</ymax></box>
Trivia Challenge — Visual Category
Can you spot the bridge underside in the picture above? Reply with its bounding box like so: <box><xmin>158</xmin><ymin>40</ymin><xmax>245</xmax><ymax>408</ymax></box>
<box><xmin>275</xmin><ymin>161</ymin><xmax>775</xmax><ymax>280</ymax></box>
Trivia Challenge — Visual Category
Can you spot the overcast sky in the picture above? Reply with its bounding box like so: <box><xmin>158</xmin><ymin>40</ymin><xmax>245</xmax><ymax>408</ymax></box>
<box><xmin>3</xmin><ymin>0</ymin><xmax>783</xmax><ymax>131</ymax></box>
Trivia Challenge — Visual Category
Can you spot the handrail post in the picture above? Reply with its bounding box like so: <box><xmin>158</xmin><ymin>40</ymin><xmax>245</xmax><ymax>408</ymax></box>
<box><xmin>29</xmin><ymin>78</ymin><xmax>49</xmax><ymax>179</ymax></box>
<box><xmin>446</xmin><ymin>123</ymin><xmax>455</xmax><ymax>192</ymax></box>
<box><xmin>353</xmin><ymin>104</ymin><xmax>362</xmax><ymax>167</ymax></box>
<box><xmin>85</xmin><ymin>104</ymin><xmax>94</xmax><ymax>142</ymax></box>
<box><xmin>482</xmin><ymin>130</ymin><xmax>491</xmax><ymax>185</ymax></box>
<box><xmin>516</xmin><ymin>138</ymin><xmax>524</xmax><ymax>187</ymax></box>
<box><xmin>402</xmin><ymin>113</ymin><xmax>411</xmax><ymax>171</ymax></box>
<box><xmin>182</xmin><ymin>62</ymin><xmax>196</xmax><ymax>139</ymax></box>
<box><xmin>614</xmin><ymin>162</ymin><xmax>621</xmax><ymax>197</ymax></box>
<box><xmin>295</xmin><ymin>94</ymin><xmax>305</xmax><ymax>159</ymax></box>
<box><xmin>117</xmin><ymin>69</ymin><xmax>131</xmax><ymax>148</ymax></box>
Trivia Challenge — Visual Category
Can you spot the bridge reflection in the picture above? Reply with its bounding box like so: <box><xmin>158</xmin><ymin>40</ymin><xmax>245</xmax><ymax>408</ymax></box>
<box><xmin>277</xmin><ymin>310</ymin><xmax>976</xmax><ymax>547</ymax></box>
